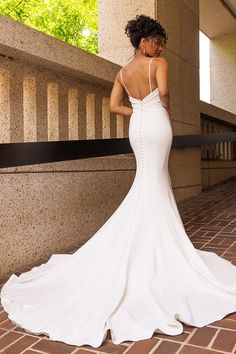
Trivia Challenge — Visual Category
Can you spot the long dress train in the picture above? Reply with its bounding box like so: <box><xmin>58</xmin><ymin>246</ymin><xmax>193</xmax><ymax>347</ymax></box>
<box><xmin>1</xmin><ymin>58</ymin><xmax>236</xmax><ymax>349</ymax></box>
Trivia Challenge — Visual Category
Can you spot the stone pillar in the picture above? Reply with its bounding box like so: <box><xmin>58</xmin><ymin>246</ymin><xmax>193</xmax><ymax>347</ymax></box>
<box><xmin>98</xmin><ymin>0</ymin><xmax>156</xmax><ymax>65</ymax></box>
<box><xmin>210</xmin><ymin>35</ymin><xmax>236</xmax><ymax>115</ymax></box>
<box><xmin>98</xmin><ymin>0</ymin><xmax>202</xmax><ymax>201</ymax></box>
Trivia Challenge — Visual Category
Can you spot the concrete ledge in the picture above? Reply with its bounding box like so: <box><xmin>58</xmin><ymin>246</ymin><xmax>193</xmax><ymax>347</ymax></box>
<box><xmin>0</xmin><ymin>15</ymin><xmax>120</xmax><ymax>87</ymax></box>
<box><xmin>200</xmin><ymin>100</ymin><xmax>236</xmax><ymax>126</ymax></box>
<box><xmin>202</xmin><ymin>160</ymin><xmax>236</xmax><ymax>189</ymax></box>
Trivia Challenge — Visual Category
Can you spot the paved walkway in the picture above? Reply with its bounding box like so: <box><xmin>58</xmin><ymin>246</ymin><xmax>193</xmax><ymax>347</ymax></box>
<box><xmin>1</xmin><ymin>176</ymin><xmax>236</xmax><ymax>354</ymax></box>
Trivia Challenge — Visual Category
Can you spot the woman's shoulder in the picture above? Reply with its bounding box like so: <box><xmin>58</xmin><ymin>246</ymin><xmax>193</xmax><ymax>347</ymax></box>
<box><xmin>124</xmin><ymin>56</ymin><xmax>168</xmax><ymax>67</ymax></box>
<box><xmin>120</xmin><ymin>59</ymin><xmax>135</xmax><ymax>71</ymax></box>
<box><xmin>118</xmin><ymin>56</ymin><xmax>168</xmax><ymax>74</ymax></box>
<box><xmin>152</xmin><ymin>56</ymin><xmax>168</xmax><ymax>67</ymax></box>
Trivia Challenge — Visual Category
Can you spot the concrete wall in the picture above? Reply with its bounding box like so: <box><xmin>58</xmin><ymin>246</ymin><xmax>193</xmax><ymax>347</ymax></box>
<box><xmin>210</xmin><ymin>35</ymin><xmax>236</xmax><ymax>115</ymax></box>
<box><xmin>200</xmin><ymin>100</ymin><xmax>236</xmax><ymax>189</ymax></box>
<box><xmin>0</xmin><ymin>157</ymin><xmax>135</xmax><ymax>275</ymax></box>
<box><xmin>202</xmin><ymin>160</ymin><xmax>236</xmax><ymax>189</ymax></box>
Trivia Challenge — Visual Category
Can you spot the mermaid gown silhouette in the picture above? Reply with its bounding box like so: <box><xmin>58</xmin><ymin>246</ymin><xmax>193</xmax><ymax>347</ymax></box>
<box><xmin>1</xmin><ymin>58</ymin><xmax>236</xmax><ymax>348</ymax></box>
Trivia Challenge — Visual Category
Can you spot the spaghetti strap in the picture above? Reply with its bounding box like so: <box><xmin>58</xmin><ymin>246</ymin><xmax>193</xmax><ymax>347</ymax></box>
<box><xmin>148</xmin><ymin>58</ymin><xmax>154</xmax><ymax>93</ymax></box>
<box><xmin>120</xmin><ymin>69</ymin><xmax>132</xmax><ymax>97</ymax></box>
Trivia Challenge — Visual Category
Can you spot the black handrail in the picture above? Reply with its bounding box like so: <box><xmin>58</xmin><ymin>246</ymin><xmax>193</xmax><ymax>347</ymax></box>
<box><xmin>0</xmin><ymin>132</ymin><xmax>236</xmax><ymax>169</ymax></box>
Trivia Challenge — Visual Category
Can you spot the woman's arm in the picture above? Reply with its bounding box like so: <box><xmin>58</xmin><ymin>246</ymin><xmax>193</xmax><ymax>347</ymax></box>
<box><xmin>109</xmin><ymin>72</ymin><xmax>133</xmax><ymax>116</ymax></box>
<box><xmin>155</xmin><ymin>57</ymin><xmax>171</xmax><ymax>116</ymax></box>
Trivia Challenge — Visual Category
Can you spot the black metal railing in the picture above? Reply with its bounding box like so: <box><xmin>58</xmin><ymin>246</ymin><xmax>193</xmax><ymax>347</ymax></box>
<box><xmin>1</xmin><ymin>132</ymin><xmax>236</xmax><ymax>169</ymax></box>
<box><xmin>201</xmin><ymin>114</ymin><xmax>236</xmax><ymax>160</ymax></box>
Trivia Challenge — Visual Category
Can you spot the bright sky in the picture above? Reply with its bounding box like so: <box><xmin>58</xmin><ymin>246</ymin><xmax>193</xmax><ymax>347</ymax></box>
<box><xmin>199</xmin><ymin>31</ymin><xmax>210</xmax><ymax>103</ymax></box>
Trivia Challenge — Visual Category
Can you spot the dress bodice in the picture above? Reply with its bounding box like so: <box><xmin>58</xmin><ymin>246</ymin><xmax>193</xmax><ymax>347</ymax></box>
<box><xmin>120</xmin><ymin>57</ymin><xmax>164</xmax><ymax>111</ymax></box>
<box><xmin>128</xmin><ymin>88</ymin><xmax>163</xmax><ymax>111</ymax></box>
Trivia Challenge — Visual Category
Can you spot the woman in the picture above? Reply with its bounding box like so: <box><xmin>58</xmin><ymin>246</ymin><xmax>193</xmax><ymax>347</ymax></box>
<box><xmin>1</xmin><ymin>14</ymin><xmax>236</xmax><ymax>350</ymax></box>
<box><xmin>110</xmin><ymin>14</ymin><xmax>171</xmax><ymax>117</ymax></box>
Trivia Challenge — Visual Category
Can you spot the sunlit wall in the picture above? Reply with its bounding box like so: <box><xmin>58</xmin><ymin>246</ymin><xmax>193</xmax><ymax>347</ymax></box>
<box><xmin>199</xmin><ymin>31</ymin><xmax>210</xmax><ymax>103</ymax></box>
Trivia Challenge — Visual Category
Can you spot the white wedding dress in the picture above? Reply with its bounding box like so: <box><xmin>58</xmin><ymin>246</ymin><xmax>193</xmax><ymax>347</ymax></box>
<box><xmin>1</xmin><ymin>58</ymin><xmax>236</xmax><ymax>349</ymax></box>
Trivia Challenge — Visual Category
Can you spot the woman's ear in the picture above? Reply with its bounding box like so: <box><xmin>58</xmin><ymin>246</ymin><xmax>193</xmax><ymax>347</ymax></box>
<box><xmin>140</xmin><ymin>37</ymin><xmax>146</xmax><ymax>47</ymax></box>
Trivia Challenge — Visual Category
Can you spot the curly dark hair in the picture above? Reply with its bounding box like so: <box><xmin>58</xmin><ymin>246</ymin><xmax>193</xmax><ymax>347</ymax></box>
<box><xmin>124</xmin><ymin>14</ymin><xmax>168</xmax><ymax>49</ymax></box>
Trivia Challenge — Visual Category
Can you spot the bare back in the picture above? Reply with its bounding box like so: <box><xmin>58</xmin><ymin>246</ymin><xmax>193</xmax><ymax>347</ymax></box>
<box><xmin>118</xmin><ymin>57</ymin><xmax>166</xmax><ymax>101</ymax></box>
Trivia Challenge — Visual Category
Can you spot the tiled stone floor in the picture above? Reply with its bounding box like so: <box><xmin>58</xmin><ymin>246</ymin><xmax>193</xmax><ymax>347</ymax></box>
<box><xmin>1</xmin><ymin>176</ymin><xmax>236</xmax><ymax>354</ymax></box>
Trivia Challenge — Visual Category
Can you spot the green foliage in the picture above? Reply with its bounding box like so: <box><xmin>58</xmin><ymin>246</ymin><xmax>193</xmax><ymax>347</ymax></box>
<box><xmin>0</xmin><ymin>0</ymin><xmax>98</xmax><ymax>54</ymax></box>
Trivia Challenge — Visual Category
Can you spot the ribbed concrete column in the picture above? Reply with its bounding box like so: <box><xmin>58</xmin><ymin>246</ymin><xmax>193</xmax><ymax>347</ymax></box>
<box><xmin>98</xmin><ymin>0</ymin><xmax>202</xmax><ymax>200</ymax></box>
<box><xmin>210</xmin><ymin>35</ymin><xmax>236</xmax><ymax>115</ymax></box>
